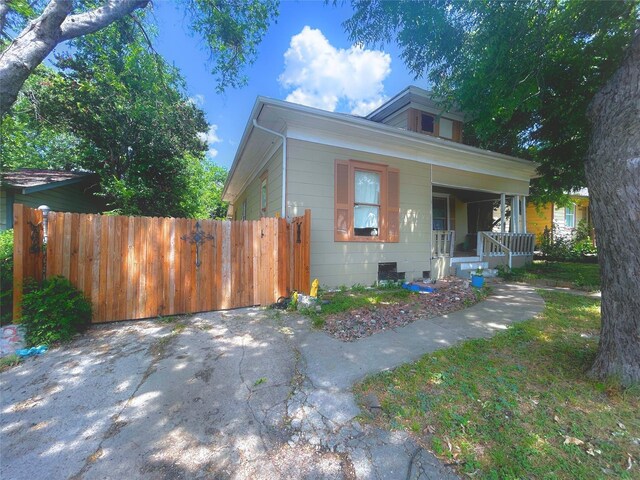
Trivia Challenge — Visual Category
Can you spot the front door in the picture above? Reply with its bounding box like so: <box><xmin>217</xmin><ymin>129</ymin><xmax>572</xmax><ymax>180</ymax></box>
<box><xmin>432</xmin><ymin>196</ymin><xmax>449</xmax><ymax>230</ymax></box>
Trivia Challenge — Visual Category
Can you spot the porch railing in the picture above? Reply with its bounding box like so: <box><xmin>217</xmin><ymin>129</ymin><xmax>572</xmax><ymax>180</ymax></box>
<box><xmin>477</xmin><ymin>232</ymin><xmax>535</xmax><ymax>268</ymax></box>
<box><xmin>432</xmin><ymin>230</ymin><xmax>455</xmax><ymax>258</ymax></box>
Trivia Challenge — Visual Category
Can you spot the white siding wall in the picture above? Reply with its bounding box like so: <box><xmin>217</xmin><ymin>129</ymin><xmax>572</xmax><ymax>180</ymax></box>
<box><xmin>232</xmin><ymin>146</ymin><xmax>283</xmax><ymax>220</ymax></box>
<box><xmin>286</xmin><ymin>138</ymin><xmax>431</xmax><ymax>287</ymax></box>
<box><xmin>553</xmin><ymin>204</ymin><xmax>587</xmax><ymax>239</ymax></box>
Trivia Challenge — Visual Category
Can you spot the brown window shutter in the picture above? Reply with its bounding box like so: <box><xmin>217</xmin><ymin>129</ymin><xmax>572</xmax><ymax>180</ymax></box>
<box><xmin>407</xmin><ymin>108</ymin><xmax>419</xmax><ymax>132</ymax></box>
<box><xmin>387</xmin><ymin>168</ymin><xmax>400</xmax><ymax>242</ymax></box>
<box><xmin>335</xmin><ymin>160</ymin><xmax>351</xmax><ymax>241</ymax></box>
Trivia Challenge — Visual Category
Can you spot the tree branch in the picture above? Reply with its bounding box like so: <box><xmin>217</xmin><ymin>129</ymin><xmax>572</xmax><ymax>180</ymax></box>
<box><xmin>59</xmin><ymin>0</ymin><xmax>149</xmax><ymax>42</ymax></box>
<box><xmin>0</xmin><ymin>0</ymin><xmax>150</xmax><ymax>116</ymax></box>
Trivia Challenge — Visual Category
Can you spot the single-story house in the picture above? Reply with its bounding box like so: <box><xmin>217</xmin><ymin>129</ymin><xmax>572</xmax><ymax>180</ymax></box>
<box><xmin>222</xmin><ymin>86</ymin><xmax>538</xmax><ymax>287</ymax></box>
<box><xmin>526</xmin><ymin>189</ymin><xmax>591</xmax><ymax>244</ymax></box>
<box><xmin>0</xmin><ymin>169</ymin><xmax>105</xmax><ymax>231</ymax></box>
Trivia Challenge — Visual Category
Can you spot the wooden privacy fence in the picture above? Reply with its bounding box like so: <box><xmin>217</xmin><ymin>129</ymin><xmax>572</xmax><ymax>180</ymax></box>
<box><xmin>13</xmin><ymin>205</ymin><xmax>311</xmax><ymax>323</ymax></box>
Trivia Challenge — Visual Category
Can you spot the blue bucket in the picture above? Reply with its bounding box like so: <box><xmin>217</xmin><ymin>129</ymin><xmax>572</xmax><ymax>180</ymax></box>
<box><xmin>471</xmin><ymin>274</ymin><xmax>485</xmax><ymax>288</ymax></box>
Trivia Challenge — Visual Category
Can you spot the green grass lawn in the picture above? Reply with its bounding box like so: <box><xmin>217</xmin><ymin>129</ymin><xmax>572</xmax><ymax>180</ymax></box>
<box><xmin>505</xmin><ymin>261</ymin><xmax>601</xmax><ymax>291</ymax></box>
<box><xmin>355</xmin><ymin>292</ymin><xmax>639</xmax><ymax>479</ymax></box>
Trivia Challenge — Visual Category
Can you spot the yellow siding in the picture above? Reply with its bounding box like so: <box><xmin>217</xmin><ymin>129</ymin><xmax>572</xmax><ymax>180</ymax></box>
<box><xmin>231</xmin><ymin>146</ymin><xmax>283</xmax><ymax>220</ymax></box>
<box><xmin>526</xmin><ymin>203</ymin><xmax>553</xmax><ymax>243</ymax></box>
<box><xmin>286</xmin><ymin>138</ymin><xmax>431</xmax><ymax>287</ymax></box>
<box><xmin>527</xmin><ymin>196</ymin><xmax>589</xmax><ymax>243</ymax></box>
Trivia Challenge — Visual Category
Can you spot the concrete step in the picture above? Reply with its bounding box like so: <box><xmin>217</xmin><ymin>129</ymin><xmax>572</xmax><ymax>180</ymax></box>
<box><xmin>450</xmin><ymin>256</ymin><xmax>480</xmax><ymax>265</ymax></box>
<box><xmin>455</xmin><ymin>262</ymin><xmax>489</xmax><ymax>279</ymax></box>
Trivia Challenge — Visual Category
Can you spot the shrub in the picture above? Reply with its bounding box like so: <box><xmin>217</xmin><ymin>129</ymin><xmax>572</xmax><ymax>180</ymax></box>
<box><xmin>21</xmin><ymin>276</ymin><xmax>92</xmax><ymax>346</ymax></box>
<box><xmin>539</xmin><ymin>225</ymin><xmax>597</xmax><ymax>262</ymax></box>
<box><xmin>0</xmin><ymin>229</ymin><xmax>13</xmax><ymax>325</ymax></box>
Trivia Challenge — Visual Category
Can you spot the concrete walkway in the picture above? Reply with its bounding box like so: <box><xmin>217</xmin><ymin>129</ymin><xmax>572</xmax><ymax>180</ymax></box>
<box><xmin>282</xmin><ymin>282</ymin><xmax>544</xmax><ymax>479</ymax></box>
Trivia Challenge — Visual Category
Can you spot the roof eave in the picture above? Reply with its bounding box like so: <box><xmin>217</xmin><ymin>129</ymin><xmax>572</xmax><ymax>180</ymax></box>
<box><xmin>222</xmin><ymin>97</ymin><xmax>268</xmax><ymax>200</ymax></box>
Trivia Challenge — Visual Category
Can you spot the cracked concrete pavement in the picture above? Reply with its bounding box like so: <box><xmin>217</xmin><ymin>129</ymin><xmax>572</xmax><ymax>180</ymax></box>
<box><xmin>1</xmin><ymin>283</ymin><xmax>543</xmax><ymax>479</ymax></box>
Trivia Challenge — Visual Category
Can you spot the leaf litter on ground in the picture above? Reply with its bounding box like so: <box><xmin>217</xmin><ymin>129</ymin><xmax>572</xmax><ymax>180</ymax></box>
<box><xmin>323</xmin><ymin>277</ymin><xmax>485</xmax><ymax>342</ymax></box>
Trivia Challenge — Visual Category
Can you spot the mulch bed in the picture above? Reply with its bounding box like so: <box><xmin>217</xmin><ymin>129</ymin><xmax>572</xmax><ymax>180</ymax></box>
<box><xmin>323</xmin><ymin>277</ymin><xmax>484</xmax><ymax>342</ymax></box>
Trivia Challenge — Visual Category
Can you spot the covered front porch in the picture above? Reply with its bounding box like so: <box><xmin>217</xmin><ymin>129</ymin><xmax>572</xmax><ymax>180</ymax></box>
<box><xmin>430</xmin><ymin>186</ymin><xmax>535</xmax><ymax>278</ymax></box>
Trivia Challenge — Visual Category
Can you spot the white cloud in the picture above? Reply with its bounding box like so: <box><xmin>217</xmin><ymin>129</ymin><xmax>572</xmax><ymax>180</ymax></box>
<box><xmin>198</xmin><ymin>124</ymin><xmax>221</xmax><ymax>158</ymax></box>
<box><xmin>189</xmin><ymin>94</ymin><xmax>205</xmax><ymax>107</ymax></box>
<box><xmin>279</xmin><ymin>26</ymin><xmax>391</xmax><ymax>115</ymax></box>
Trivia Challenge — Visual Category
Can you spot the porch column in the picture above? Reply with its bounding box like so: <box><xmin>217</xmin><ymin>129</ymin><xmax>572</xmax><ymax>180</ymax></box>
<box><xmin>521</xmin><ymin>196</ymin><xmax>527</xmax><ymax>233</ymax></box>
<box><xmin>500</xmin><ymin>193</ymin><xmax>506</xmax><ymax>233</ymax></box>
<box><xmin>512</xmin><ymin>195</ymin><xmax>520</xmax><ymax>233</ymax></box>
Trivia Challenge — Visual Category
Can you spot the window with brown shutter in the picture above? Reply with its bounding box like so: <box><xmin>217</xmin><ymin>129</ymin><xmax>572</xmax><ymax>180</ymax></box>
<box><xmin>334</xmin><ymin>159</ymin><xmax>400</xmax><ymax>243</ymax></box>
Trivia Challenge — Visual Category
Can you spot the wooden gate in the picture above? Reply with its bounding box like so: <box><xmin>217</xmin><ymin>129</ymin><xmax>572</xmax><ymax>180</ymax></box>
<box><xmin>13</xmin><ymin>206</ymin><xmax>311</xmax><ymax>323</ymax></box>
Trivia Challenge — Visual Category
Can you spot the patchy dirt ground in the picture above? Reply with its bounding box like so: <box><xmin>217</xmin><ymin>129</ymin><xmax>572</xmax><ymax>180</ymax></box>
<box><xmin>323</xmin><ymin>278</ymin><xmax>485</xmax><ymax>342</ymax></box>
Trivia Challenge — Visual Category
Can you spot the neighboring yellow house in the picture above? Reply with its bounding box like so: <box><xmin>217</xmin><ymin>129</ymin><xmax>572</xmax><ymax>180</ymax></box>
<box><xmin>526</xmin><ymin>189</ymin><xmax>590</xmax><ymax>244</ymax></box>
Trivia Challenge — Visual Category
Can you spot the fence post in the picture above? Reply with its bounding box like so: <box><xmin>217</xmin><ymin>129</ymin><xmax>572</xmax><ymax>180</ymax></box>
<box><xmin>12</xmin><ymin>204</ymin><xmax>24</xmax><ymax>321</ymax></box>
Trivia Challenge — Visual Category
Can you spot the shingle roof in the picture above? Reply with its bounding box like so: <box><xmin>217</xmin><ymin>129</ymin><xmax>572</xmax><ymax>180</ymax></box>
<box><xmin>1</xmin><ymin>169</ymin><xmax>94</xmax><ymax>189</ymax></box>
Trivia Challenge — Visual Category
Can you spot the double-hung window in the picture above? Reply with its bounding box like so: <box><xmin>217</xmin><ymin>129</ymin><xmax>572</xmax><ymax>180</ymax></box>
<box><xmin>260</xmin><ymin>172</ymin><xmax>268</xmax><ymax>215</ymax></box>
<box><xmin>334</xmin><ymin>159</ymin><xmax>400</xmax><ymax>242</ymax></box>
<box><xmin>354</xmin><ymin>170</ymin><xmax>381</xmax><ymax>237</ymax></box>
<box><xmin>565</xmin><ymin>204</ymin><xmax>576</xmax><ymax>228</ymax></box>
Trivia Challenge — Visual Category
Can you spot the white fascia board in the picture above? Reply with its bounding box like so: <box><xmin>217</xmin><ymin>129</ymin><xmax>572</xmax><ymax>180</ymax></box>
<box><xmin>276</xmin><ymin>110</ymin><xmax>537</xmax><ymax>181</ymax></box>
<box><xmin>222</xmin><ymin>97</ymin><xmax>270</xmax><ymax>200</ymax></box>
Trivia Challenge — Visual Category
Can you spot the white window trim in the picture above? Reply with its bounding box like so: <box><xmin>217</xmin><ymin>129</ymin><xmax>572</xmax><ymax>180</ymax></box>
<box><xmin>260</xmin><ymin>174</ymin><xmax>268</xmax><ymax>213</ymax></box>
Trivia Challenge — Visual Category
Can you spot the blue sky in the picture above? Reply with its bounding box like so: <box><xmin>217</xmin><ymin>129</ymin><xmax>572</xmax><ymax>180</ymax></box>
<box><xmin>151</xmin><ymin>0</ymin><xmax>428</xmax><ymax>169</ymax></box>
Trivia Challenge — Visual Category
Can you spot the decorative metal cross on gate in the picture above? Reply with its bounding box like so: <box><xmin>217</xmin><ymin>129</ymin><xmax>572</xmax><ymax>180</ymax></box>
<box><xmin>181</xmin><ymin>221</ymin><xmax>215</xmax><ymax>267</ymax></box>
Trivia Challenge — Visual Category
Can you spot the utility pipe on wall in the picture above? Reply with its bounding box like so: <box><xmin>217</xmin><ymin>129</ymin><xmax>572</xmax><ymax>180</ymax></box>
<box><xmin>252</xmin><ymin>119</ymin><xmax>287</xmax><ymax>219</ymax></box>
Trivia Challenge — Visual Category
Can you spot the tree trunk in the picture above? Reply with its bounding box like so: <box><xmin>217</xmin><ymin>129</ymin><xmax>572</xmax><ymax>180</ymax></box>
<box><xmin>0</xmin><ymin>0</ymin><xmax>148</xmax><ymax>117</ymax></box>
<box><xmin>585</xmin><ymin>30</ymin><xmax>640</xmax><ymax>386</ymax></box>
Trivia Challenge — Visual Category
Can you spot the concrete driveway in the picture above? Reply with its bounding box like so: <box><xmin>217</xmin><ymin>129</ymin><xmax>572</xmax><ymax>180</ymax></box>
<box><xmin>1</xmin><ymin>283</ymin><xmax>543</xmax><ymax>479</ymax></box>
<box><xmin>1</xmin><ymin>310</ymin><xmax>350</xmax><ymax>479</ymax></box>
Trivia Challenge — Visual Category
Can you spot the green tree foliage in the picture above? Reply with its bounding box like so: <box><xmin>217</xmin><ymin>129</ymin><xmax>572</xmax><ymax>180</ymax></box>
<box><xmin>0</xmin><ymin>82</ymin><xmax>95</xmax><ymax>171</ymax></box>
<box><xmin>0</xmin><ymin>229</ymin><xmax>14</xmax><ymax>325</ymax></box>
<box><xmin>344</xmin><ymin>0</ymin><xmax>637</xmax><ymax>202</ymax></box>
<box><xmin>3</xmin><ymin>17</ymin><xmax>228</xmax><ymax>218</ymax></box>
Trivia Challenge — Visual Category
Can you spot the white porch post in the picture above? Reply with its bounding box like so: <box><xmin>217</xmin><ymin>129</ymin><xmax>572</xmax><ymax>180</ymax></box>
<box><xmin>512</xmin><ymin>196</ymin><xmax>520</xmax><ymax>233</ymax></box>
<box><xmin>500</xmin><ymin>193</ymin><xmax>506</xmax><ymax>233</ymax></box>
<box><xmin>521</xmin><ymin>196</ymin><xmax>527</xmax><ymax>233</ymax></box>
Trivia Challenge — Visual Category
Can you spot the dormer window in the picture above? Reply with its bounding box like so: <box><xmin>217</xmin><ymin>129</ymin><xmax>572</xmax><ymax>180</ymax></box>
<box><xmin>421</xmin><ymin>113</ymin><xmax>435</xmax><ymax>134</ymax></box>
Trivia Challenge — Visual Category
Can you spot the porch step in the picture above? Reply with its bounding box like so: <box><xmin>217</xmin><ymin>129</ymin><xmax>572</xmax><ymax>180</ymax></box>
<box><xmin>450</xmin><ymin>256</ymin><xmax>480</xmax><ymax>266</ymax></box>
<box><xmin>455</xmin><ymin>261</ymin><xmax>488</xmax><ymax>279</ymax></box>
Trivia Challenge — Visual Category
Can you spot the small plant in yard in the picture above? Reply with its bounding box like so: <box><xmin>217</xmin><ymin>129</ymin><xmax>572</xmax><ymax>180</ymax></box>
<box><xmin>21</xmin><ymin>276</ymin><xmax>92</xmax><ymax>346</ymax></box>
<box><xmin>0</xmin><ymin>354</ymin><xmax>21</xmax><ymax>371</ymax></box>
